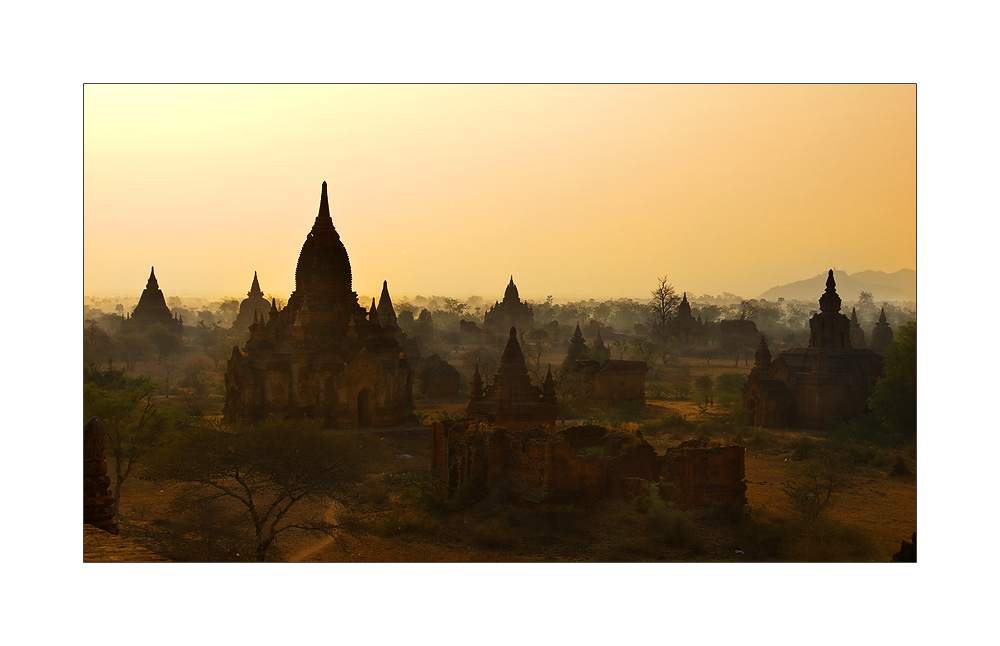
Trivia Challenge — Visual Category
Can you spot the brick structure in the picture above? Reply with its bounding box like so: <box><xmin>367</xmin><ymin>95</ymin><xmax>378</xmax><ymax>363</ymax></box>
<box><xmin>561</xmin><ymin>323</ymin><xmax>591</xmax><ymax>369</ymax></box>
<box><xmin>431</xmin><ymin>421</ymin><xmax>746</xmax><ymax>510</ymax></box>
<box><xmin>224</xmin><ymin>182</ymin><xmax>413</xmax><ymax>427</ymax></box>
<box><xmin>669</xmin><ymin>293</ymin><xmax>707</xmax><ymax>344</ymax></box>
<box><xmin>592</xmin><ymin>329</ymin><xmax>611</xmax><ymax>363</ymax></box>
<box><xmin>483</xmin><ymin>276</ymin><xmax>534</xmax><ymax>334</ymax></box>
<box><xmin>869</xmin><ymin>307</ymin><xmax>894</xmax><ymax>356</ymax></box>
<box><xmin>83</xmin><ymin>417</ymin><xmax>118</xmax><ymax>535</ymax></box>
<box><xmin>419</xmin><ymin>354</ymin><xmax>461</xmax><ymax>397</ymax></box>
<box><xmin>849</xmin><ymin>307</ymin><xmax>867</xmax><ymax>349</ymax></box>
<box><xmin>467</xmin><ymin>327</ymin><xmax>558</xmax><ymax>431</ymax></box>
<box><xmin>124</xmin><ymin>267</ymin><xmax>184</xmax><ymax>334</ymax></box>
<box><xmin>232</xmin><ymin>271</ymin><xmax>272</xmax><ymax>331</ymax></box>
<box><xmin>659</xmin><ymin>440</ymin><xmax>747</xmax><ymax>509</ymax></box>
<box><xmin>743</xmin><ymin>270</ymin><xmax>884</xmax><ymax>429</ymax></box>
<box><xmin>561</xmin><ymin>326</ymin><xmax>648</xmax><ymax>407</ymax></box>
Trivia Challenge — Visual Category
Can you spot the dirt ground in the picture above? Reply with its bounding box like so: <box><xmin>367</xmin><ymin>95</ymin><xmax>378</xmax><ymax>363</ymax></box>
<box><xmin>99</xmin><ymin>350</ymin><xmax>915</xmax><ymax>563</ymax></box>
<box><xmin>108</xmin><ymin>395</ymin><xmax>916</xmax><ymax>563</ymax></box>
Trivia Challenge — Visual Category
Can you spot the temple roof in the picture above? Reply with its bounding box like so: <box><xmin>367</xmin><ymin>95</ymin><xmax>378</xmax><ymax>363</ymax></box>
<box><xmin>289</xmin><ymin>181</ymin><xmax>354</xmax><ymax>310</ymax></box>
<box><xmin>248</xmin><ymin>271</ymin><xmax>263</xmax><ymax>298</ymax></box>
<box><xmin>503</xmin><ymin>276</ymin><xmax>520</xmax><ymax>303</ymax></box>
<box><xmin>377</xmin><ymin>280</ymin><xmax>397</xmax><ymax>326</ymax></box>
<box><xmin>819</xmin><ymin>269</ymin><xmax>842</xmax><ymax>313</ymax></box>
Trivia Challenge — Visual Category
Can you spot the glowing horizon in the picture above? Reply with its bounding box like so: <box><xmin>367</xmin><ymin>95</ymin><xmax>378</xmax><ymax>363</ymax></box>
<box><xmin>84</xmin><ymin>84</ymin><xmax>915</xmax><ymax>304</ymax></box>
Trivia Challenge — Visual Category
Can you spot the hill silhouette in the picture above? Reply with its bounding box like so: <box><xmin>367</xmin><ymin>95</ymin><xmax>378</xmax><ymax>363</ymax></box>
<box><xmin>758</xmin><ymin>269</ymin><xmax>915</xmax><ymax>302</ymax></box>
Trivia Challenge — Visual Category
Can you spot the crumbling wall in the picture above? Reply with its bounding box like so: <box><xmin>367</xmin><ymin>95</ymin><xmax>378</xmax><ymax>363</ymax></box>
<box><xmin>84</xmin><ymin>417</ymin><xmax>118</xmax><ymax>534</ymax></box>
<box><xmin>432</xmin><ymin>422</ymin><xmax>732</xmax><ymax>509</ymax></box>
<box><xmin>659</xmin><ymin>443</ymin><xmax>746</xmax><ymax>510</ymax></box>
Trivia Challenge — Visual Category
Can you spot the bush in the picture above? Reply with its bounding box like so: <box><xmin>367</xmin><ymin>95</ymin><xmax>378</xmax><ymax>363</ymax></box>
<box><xmin>733</xmin><ymin>426</ymin><xmax>771</xmax><ymax>446</ymax></box>
<box><xmin>642</xmin><ymin>485</ymin><xmax>701</xmax><ymax>551</ymax></box>
<box><xmin>889</xmin><ymin>455</ymin><xmax>912</xmax><ymax>477</ymax></box>
<box><xmin>714</xmin><ymin>373</ymin><xmax>747</xmax><ymax>407</ymax></box>
<box><xmin>791</xmin><ymin>435</ymin><xmax>814</xmax><ymax>461</ymax></box>
<box><xmin>640</xmin><ymin>411</ymin><xmax>693</xmax><ymax>437</ymax></box>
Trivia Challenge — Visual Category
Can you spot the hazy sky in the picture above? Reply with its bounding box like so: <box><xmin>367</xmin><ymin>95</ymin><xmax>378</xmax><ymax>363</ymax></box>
<box><xmin>84</xmin><ymin>84</ymin><xmax>915</xmax><ymax>303</ymax></box>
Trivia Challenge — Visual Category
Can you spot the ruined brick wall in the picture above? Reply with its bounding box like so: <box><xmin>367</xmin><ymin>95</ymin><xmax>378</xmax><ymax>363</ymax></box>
<box><xmin>84</xmin><ymin>417</ymin><xmax>118</xmax><ymax>534</ymax></box>
<box><xmin>432</xmin><ymin>422</ymin><xmax>746</xmax><ymax>511</ymax></box>
<box><xmin>659</xmin><ymin>445</ymin><xmax>746</xmax><ymax>510</ymax></box>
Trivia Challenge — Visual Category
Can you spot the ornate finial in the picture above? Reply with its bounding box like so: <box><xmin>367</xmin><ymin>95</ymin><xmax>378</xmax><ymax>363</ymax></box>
<box><xmin>826</xmin><ymin>269</ymin><xmax>836</xmax><ymax>291</ymax></box>
<box><xmin>145</xmin><ymin>267</ymin><xmax>158</xmax><ymax>290</ymax></box>
<box><xmin>878</xmin><ymin>307</ymin><xmax>887</xmax><ymax>324</ymax></box>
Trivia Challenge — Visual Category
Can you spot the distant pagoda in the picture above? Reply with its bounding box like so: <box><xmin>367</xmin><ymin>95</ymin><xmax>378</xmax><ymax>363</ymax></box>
<box><xmin>233</xmin><ymin>271</ymin><xmax>272</xmax><ymax>331</ymax></box>
<box><xmin>125</xmin><ymin>267</ymin><xmax>183</xmax><ymax>334</ymax></box>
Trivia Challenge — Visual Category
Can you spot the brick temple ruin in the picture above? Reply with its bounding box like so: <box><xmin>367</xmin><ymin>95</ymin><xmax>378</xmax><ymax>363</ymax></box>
<box><xmin>742</xmin><ymin>270</ymin><xmax>884</xmax><ymax>428</ymax></box>
<box><xmin>431</xmin><ymin>421</ymin><xmax>746</xmax><ymax>510</ymax></box>
<box><xmin>84</xmin><ymin>417</ymin><xmax>118</xmax><ymax>535</ymax></box>
<box><xmin>224</xmin><ymin>182</ymin><xmax>413</xmax><ymax>427</ymax></box>
<box><xmin>668</xmin><ymin>293</ymin><xmax>707</xmax><ymax>344</ymax></box>
<box><xmin>123</xmin><ymin>267</ymin><xmax>184</xmax><ymax>335</ymax></box>
<box><xmin>561</xmin><ymin>323</ymin><xmax>648</xmax><ymax>406</ymax></box>
<box><xmin>232</xmin><ymin>271</ymin><xmax>272</xmax><ymax>331</ymax></box>
<box><xmin>467</xmin><ymin>327</ymin><xmax>558</xmax><ymax>431</ymax></box>
<box><xmin>869</xmin><ymin>307</ymin><xmax>895</xmax><ymax>356</ymax></box>
<box><xmin>482</xmin><ymin>276</ymin><xmax>534</xmax><ymax>334</ymax></box>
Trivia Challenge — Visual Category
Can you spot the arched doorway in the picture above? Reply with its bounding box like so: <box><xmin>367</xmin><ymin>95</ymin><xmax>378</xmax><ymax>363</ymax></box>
<box><xmin>357</xmin><ymin>388</ymin><xmax>373</xmax><ymax>427</ymax></box>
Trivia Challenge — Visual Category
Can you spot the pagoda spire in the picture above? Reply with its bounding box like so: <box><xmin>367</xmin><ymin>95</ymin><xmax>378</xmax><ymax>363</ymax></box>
<box><xmin>878</xmin><ymin>307</ymin><xmax>887</xmax><ymax>324</ymax></box>
<box><xmin>369</xmin><ymin>297</ymin><xmax>380</xmax><ymax>325</ymax></box>
<box><xmin>377</xmin><ymin>280</ymin><xmax>398</xmax><ymax>327</ymax></box>
<box><xmin>145</xmin><ymin>267</ymin><xmax>158</xmax><ymax>290</ymax></box>
<box><xmin>312</xmin><ymin>181</ymin><xmax>335</xmax><ymax>230</ymax></box>
<box><xmin>249</xmin><ymin>271</ymin><xmax>262</xmax><ymax>298</ymax></box>
<box><xmin>819</xmin><ymin>269</ymin><xmax>842</xmax><ymax>313</ymax></box>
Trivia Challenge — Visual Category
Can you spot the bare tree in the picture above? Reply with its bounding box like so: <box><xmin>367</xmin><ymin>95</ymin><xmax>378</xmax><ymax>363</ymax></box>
<box><xmin>649</xmin><ymin>276</ymin><xmax>681</xmax><ymax>360</ymax></box>
<box><xmin>627</xmin><ymin>335</ymin><xmax>660</xmax><ymax>364</ymax></box>
<box><xmin>150</xmin><ymin>418</ymin><xmax>387</xmax><ymax>561</ymax></box>
<box><xmin>522</xmin><ymin>328</ymin><xmax>551</xmax><ymax>381</ymax></box>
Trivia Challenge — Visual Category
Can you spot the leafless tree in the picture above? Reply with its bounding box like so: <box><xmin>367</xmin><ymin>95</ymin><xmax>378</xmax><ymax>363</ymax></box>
<box><xmin>149</xmin><ymin>418</ymin><xmax>387</xmax><ymax>561</ymax></box>
<box><xmin>649</xmin><ymin>276</ymin><xmax>681</xmax><ymax>361</ymax></box>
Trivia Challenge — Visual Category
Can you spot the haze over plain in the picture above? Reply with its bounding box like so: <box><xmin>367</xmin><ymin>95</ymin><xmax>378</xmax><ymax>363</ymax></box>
<box><xmin>84</xmin><ymin>84</ymin><xmax>915</xmax><ymax>302</ymax></box>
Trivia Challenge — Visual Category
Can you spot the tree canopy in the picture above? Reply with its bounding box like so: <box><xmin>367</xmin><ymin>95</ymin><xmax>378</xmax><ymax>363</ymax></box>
<box><xmin>870</xmin><ymin>320</ymin><xmax>916</xmax><ymax>436</ymax></box>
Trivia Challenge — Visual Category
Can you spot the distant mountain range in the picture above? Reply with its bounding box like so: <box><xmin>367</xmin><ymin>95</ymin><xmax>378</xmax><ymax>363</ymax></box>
<box><xmin>758</xmin><ymin>269</ymin><xmax>916</xmax><ymax>303</ymax></box>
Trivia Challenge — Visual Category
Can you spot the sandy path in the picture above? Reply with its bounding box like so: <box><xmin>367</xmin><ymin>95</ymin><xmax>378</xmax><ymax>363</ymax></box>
<box><xmin>287</xmin><ymin>500</ymin><xmax>345</xmax><ymax>562</ymax></box>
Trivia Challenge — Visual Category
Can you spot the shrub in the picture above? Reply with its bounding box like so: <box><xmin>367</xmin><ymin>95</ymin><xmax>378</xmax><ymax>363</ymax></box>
<box><xmin>714</xmin><ymin>373</ymin><xmax>747</xmax><ymax>407</ymax></box>
<box><xmin>791</xmin><ymin>435</ymin><xmax>814</xmax><ymax>461</ymax></box>
<box><xmin>643</xmin><ymin>485</ymin><xmax>701</xmax><ymax>550</ymax></box>
<box><xmin>889</xmin><ymin>455</ymin><xmax>912</xmax><ymax>477</ymax></box>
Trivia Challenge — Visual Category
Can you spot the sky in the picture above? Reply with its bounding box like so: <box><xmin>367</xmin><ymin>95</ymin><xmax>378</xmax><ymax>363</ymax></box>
<box><xmin>84</xmin><ymin>84</ymin><xmax>915</xmax><ymax>304</ymax></box>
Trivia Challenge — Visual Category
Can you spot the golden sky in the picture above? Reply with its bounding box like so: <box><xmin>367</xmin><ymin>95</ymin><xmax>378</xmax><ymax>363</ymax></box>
<box><xmin>84</xmin><ymin>84</ymin><xmax>915</xmax><ymax>303</ymax></box>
